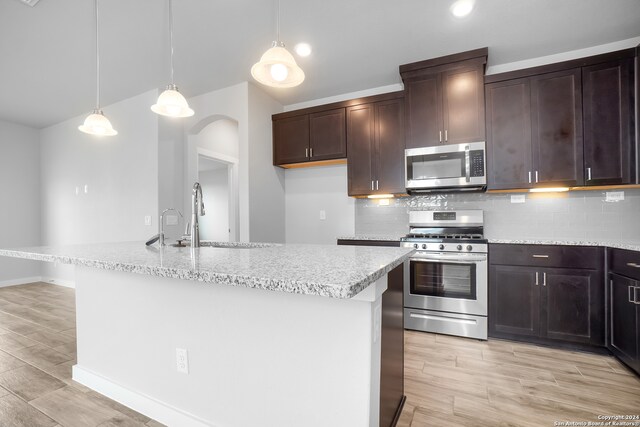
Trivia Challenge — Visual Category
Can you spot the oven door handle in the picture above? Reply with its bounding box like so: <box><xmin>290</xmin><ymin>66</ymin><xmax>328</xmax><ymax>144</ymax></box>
<box><xmin>411</xmin><ymin>255</ymin><xmax>487</xmax><ymax>264</ymax></box>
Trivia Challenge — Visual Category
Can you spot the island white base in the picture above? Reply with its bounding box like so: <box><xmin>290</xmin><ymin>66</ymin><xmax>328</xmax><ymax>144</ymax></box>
<box><xmin>72</xmin><ymin>266</ymin><xmax>387</xmax><ymax>427</ymax></box>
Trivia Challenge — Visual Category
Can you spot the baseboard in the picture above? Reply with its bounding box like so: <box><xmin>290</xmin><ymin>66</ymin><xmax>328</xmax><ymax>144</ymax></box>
<box><xmin>41</xmin><ymin>277</ymin><xmax>76</xmax><ymax>289</ymax></box>
<box><xmin>72</xmin><ymin>365</ymin><xmax>214</xmax><ymax>427</ymax></box>
<box><xmin>0</xmin><ymin>276</ymin><xmax>43</xmax><ymax>288</ymax></box>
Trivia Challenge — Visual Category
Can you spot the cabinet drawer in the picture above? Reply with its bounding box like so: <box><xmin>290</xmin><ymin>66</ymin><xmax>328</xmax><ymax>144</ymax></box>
<box><xmin>608</xmin><ymin>248</ymin><xmax>640</xmax><ymax>281</ymax></box>
<box><xmin>489</xmin><ymin>244</ymin><xmax>603</xmax><ymax>270</ymax></box>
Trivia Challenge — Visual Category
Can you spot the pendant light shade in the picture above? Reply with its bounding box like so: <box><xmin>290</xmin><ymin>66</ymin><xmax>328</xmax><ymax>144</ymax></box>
<box><xmin>251</xmin><ymin>0</ymin><xmax>304</xmax><ymax>88</ymax></box>
<box><xmin>79</xmin><ymin>109</ymin><xmax>118</xmax><ymax>136</ymax></box>
<box><xmin>151</xmin><ymin>84</ymin><xmax>194</xmax><ymax>117</ymax></box>
<box><xmin>152</xmin><ymin>0</ymin><xmax>194</xmax><ymax>118</ymax></box>
<box><xmin>251</xmin><ymin>42</ymin><xmax>305</xmax><ymax>88</ymax></box>
<box><xmin>79</xmin><ymin>0</ymin><xmax>117</xmax><ymax>136</ymax></box>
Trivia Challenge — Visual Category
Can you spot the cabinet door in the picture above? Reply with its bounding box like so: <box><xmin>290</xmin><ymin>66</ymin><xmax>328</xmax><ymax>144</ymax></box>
<box><xmin>582</xmin><ymin>59</ymin><xmax>635</xmax><ymax>186</ymax></box>
<box><xmin>374</xmin><ymin>98</ymin><xmax>406</xmax><ymax>194</ymax></box>
<box><xmin>309</xmin><ymin>108</ymin><xmax>347</xmax><ymax>161</ymax></box>
<box><xmin>485</xmin><ymin>79</ymin><xmax>533</xmax><ymax>190</ymax></box>
<box><xmin>347</xmin><ymin>104</ymin><xmax>375</xmax><ymax>196</ymax></box>
<box><xmin>273</xmin><ymin>115</ymin><xmax>309</xmax><ymax>165</ymax></box>
<box><xmin>530</xmin><ymin>69</ymin><xmax>584</xmax><ymax>187</ymax></box>
<box><xmin>489</xmin><ymin>265</ymin><xmax>540</xmax><ymax>338</ymax></box>
<box><xmin>442</xmin><ymin>64</ymin><xmax>485</xmax><ymax>145</ymax></box>
<box><xmin>609</xmin><ymin>273</ymin><xmax>639</xmax><ymax>370</ymax></box>
<box><xmin>404</xmin><ymin>73</ymin><xmax>442</xmax><ymax>148</ymax></box>
<box><xmin>540</xmin><ymin>268</ymin><xmax>604</xmax><ymax>346</ymax></box>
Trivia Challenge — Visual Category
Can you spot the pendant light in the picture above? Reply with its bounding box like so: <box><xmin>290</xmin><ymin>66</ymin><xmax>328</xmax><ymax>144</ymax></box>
<box><xmin>251</xmin><ymin>0</ymin><xmax>304</xmax><ymax>88</ymax></box>
<box><xmin>79</xmin><ymin>0</ymin><xmax>118</xmax><ymax>136</ymax></box>
<box><xmin>151</xmin><ymin>0</ymin><xmax>194</xmax><ymax>118</ymax></box>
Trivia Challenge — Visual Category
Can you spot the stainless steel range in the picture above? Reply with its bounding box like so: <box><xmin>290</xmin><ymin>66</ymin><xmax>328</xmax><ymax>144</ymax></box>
<box><xmin>401</xmin><ymin>210</ymin><xmax>488</xmax><ymax>340</ymax></box>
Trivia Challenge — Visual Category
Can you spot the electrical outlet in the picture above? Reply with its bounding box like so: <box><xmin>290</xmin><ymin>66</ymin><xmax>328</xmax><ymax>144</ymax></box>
<box><xmin>176</xmin><ymin>348</ymin><xmax>189</xmax><ymax>374</ymax></box>
<box><xmin>144</xmin><ymin>215</ymin><xmax>152</xmax><ymax>226</ymax></box>
<box><xmin>319</xmin><ymin>210</ymin><xmax>326</xmax><ymax>220</ymax></box>
<box><xmin>605</xmin><ymin>191</ymin><xmax>624</xmax><ymax>202</ymax></box>
<box><xmin>511</xmin><ymin>194</ymin><xmax>526</xmax><ymax>204</ymax></box>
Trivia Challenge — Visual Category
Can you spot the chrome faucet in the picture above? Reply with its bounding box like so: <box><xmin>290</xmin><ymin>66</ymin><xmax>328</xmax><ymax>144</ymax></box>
<box><xmin>159</xmin><ymin>208</ymin><xmax>183</xmax><ymax>247</ymax></box>
<box><xmin>190</xmin><ymin>182</ymin><xmax>206</xmax><ymax>248</ymax></box>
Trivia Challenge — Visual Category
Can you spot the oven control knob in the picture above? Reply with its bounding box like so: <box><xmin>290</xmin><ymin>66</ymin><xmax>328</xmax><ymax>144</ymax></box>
<box><xmin>422</xmin><ymin>244</ymin><xmax>427</xmax><ymax>250</ymax></box>
<box><xmin>413</xmin><ymin>244</ymin><xmax>418</xmax><ymax>249</ymax></box>
<box><xmin>439</xmin><ymin>244</ymin><xmax>445</xmax><ymax>250</ymax></box>
<box><xmin>466</xmin><ymin>245</ymin><xmax>473</xmax><ymax>251</ymax></box>
<box><xmin>456</xmin><ymin>245</ymin><xmax>463</xmax><ymax>251</ymax></box>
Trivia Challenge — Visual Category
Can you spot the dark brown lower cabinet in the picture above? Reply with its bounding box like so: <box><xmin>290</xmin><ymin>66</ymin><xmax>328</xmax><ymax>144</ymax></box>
<box><xmin>607</xmin><ymin>248</ymin><xmax>640</xmax><ymax>375</ymax></box>
<box><xmin>489</xmin><ymin>244</ymin><xmax>604</xmax><ymax>349</ymax></box>
<box><xmin>337</xmin><ymin>239</ymin><xmax>405</xmax><ymax>427</ymax></box>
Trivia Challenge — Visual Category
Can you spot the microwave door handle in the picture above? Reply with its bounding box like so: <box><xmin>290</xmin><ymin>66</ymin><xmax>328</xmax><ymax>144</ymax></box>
<box><xmin>465</xmin><ymin>145</ymin><xmax>471</xmax><ymax>183</ymax></box>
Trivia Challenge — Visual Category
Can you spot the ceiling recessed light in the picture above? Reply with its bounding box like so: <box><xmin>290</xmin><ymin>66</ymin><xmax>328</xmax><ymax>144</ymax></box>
<box><xmin>294</xmin><ymin>43</ymin><xmax>312</xmax><ymax>57</ymax></box>
<box><xmin>450</xmin><ymin>0</ymin><xmax>475</xmax><ymax>17</ymax></box>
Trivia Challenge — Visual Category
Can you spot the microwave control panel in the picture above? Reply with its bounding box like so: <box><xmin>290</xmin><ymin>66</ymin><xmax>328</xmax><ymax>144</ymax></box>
<box><xmin>470</xmin><ymin>150</ymin><xmax>485</xmax><ymax>177</ymax></box>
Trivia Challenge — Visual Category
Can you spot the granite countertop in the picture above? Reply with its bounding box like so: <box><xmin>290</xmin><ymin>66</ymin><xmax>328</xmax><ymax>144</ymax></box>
<box><xmin>0</xmin><ymin>241</ymin><xmax>413</xmax><ymax>299</ymax></box>
<box><xmin>488</xmin><ymin>239</ymin><xmax>640</xmax><ymax>252</ymax></box>
<box><xmin>337</xmin><ymin>235</ymin><xmax>403</xmax><ymax>242</ymax></box>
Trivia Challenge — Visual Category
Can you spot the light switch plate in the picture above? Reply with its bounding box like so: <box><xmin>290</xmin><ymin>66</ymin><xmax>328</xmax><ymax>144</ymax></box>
<box><xmin>144</xmin><ymin>215</ymin><xmax>152</xmax><ymax>226</ymax></box>
<box><xmin>511</xmin><ymin>194</ymin><xmax>526</xmax><ymax>204</ymax></box>
<box><xmin>319</xmin><ymin>210</ymin><xmax>326</xmax><ymax>220</ymax></box>
<box><xmin>605</xmin><ymin>191</ymin><xmax>624</xmax><ymax>202</ymax></box>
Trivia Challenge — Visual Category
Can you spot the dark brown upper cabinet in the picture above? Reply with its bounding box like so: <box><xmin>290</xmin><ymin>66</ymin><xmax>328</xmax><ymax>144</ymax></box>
<box><xmin>401</xmin><ymin>48</ymin><xmax>487</xmax><ymax>149</ymax></box>
<box><xmin>486</xmin><ymin>69</ymin><xmax>583</xmax><ymax>190</ymax></box>
<box><xmin>485</xmin><ymin>48</ymin><xmax>637</xmax><ymax>191</ymax></box>
<box><xmin>347</xmin><ymin>95</ymin><xmax>405</xmax><ymax>197</ymax></box>
<box><xmin>272</xmin><ymin>107</ymin><xmax>346</xmax><ymax>167</ymax></box>
<box><xmin>530</xmin><ymin>69</ymin><xmax>584</xmax><ymax>187</ymax></box>
<box><xmin>582</xmin><ymin>58</ymin><xmax>635</xmax><ymax>186</ymax></box>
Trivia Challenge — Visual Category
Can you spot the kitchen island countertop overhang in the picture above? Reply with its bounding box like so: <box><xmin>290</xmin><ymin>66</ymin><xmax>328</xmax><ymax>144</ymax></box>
<box><xmin>0</xmin><ymin>241</ymin><xmax>414</xmax><ymax>299</ymax></box>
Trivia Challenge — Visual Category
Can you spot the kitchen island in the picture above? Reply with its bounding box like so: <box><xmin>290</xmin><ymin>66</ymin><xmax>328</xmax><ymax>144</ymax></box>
<box><xmin>0</xmin><ymin>242</ymin><xmax>412</xmax><ymax>427</ymax></box>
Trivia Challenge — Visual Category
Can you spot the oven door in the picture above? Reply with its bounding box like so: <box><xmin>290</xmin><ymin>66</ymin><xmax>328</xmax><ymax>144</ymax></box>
<box><xmin>404</xmin><ymin>252</ymin><xmax>487</xmax><ymax>316</ymax></box>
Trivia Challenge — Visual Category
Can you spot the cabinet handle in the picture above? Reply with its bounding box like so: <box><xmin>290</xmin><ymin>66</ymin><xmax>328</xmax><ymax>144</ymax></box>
<box><xmin>634</xmin><ymin>287</ymin><xmax>640</xmax><ymax>304</ymax></box>
<box><xmin>542</xmin><ymin>272</ymin><xmax>547</xmax><ymax>287</ymax></box>
<box><xmin>626</xmin><ymin>262</ymin><xmax>640</xmax><ymax>268</ymax></box>
<box><xmin>535</xmin><ymin>272</ymin><xmax>539</xmax><ymax>286</ymax></box>
<box><xmin>630</xmin><ymin>286</ymin><xmax>636</xmax><ymax>303</ymax></box>
<box><xmin>371</xmin><ymin>181</ymin><xmax>374</xmax><ymax>191</ymax></box>
<box><xmin>535</xmin><ymin>171</ymin><xmax>539</xmax><ymax>183</ymax></box>
<box><xmin>310</xmin><ymin>148</ymin><xmax>313</xmax><ymax>158</ymax></box>
<box><xmin>376</xmin><ymin>180</ymin><xmax>379</xmax><ymax>190</ymax></box>
<box><xmin>445</xmin><ymin>130</ymin><xmax>448</xmax><ymax>142</ymax></box>
<box><xmin>439</xmin><ymin>131</ymin><xmax>442</xmax><ymax>143</ymax></box>
<box><xmin>587</xmin><ymin>167</ymin><xmax>592</xmax><ymax>181</ymax></box>
<box><xmin>528</xmin><ymin>171</ymin><xmax>532</xmax><ymax>184</ymax></box>
<box><xmin>532</xmin><ymin>255</ymin><xmax>549</xmax><ymax>258</ymax></box>
<box><xmin>305</xmin><ymin>148</ymin><xmax>309</xmax><ymax>158</ymax></box>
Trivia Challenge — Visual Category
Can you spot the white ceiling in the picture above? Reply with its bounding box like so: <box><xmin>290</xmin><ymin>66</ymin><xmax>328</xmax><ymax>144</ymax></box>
<box><xmin>1</xmin><ymin>0</ymin><xmax>639</xmax><ymax>129</ymax></box>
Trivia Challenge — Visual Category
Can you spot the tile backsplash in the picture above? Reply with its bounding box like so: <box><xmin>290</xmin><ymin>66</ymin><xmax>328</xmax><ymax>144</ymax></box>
<box><xmin>355</xmin><ymin>189</ymin><xmax>640</xmax><ymax>243</ymax></box>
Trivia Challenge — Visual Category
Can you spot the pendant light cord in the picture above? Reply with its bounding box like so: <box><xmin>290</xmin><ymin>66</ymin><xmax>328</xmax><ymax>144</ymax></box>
<box><xmin>95</xmin><ymin>0</ymin><xmax>100</xmax><ymax>109</ymax></box>
<box><xmin>169</xmin><ymin>0</ymin><xmax>175</xmax><ymax>85</ymax></box>
<box><xmin>276</xmin><ymin>0</ymin><xmax>280</xmax><ymax>43</ymax></box>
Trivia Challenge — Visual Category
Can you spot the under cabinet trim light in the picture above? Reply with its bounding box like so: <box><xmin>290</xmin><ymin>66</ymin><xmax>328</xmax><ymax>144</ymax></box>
<box><xmin>367</xmin><ymin>194</ymin><xmax>395</xmax><ymax>199</ymax></box>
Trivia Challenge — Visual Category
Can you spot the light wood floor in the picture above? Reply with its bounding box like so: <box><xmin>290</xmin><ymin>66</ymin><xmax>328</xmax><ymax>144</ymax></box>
<box><xmin>2</xmin><ymin>282</ymin><xmax>639</xmax><ymax>427</ymax></box>
<box><xmin>398</xmin><ymin>330</ymin><xmax>640</xmax><ymax>427</ymax></box>
<box><xmin>0</xmin><ymin>282</ymin><xmax>164</xmax><ymax>427</ymax></box>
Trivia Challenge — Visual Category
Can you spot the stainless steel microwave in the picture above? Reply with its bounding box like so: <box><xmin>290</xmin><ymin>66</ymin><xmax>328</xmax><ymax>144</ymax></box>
<box><xmin>405</xmin><ymin>141</ymin><xmax>486</xmax><ymax>193</ymax></box>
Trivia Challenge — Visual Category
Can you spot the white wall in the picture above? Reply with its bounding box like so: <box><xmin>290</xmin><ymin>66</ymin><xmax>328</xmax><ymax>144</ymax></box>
<box><xmin>285</xmin><ymin>165</ymin><xmax>355</xmax><ymax>244</ymax></box>
<box><xmin>40</xmin><ymin>90</ymin><xmax>159</xmax><ymax>283</ymax></box>
<box><xmin>158</xmin><ymin>115</ymin><xmax>185</xmax><ymax>241</ymax></box>
<box><xmin>0</xmin><ymin>119</ymin><xmax>42</xmax><ymax>285</ymax></box>
<box><xmin>247</xmin><ymin>83</ymin><xmax>285</xmax><ymax>243</ymax></box>
<box><xmin>193</xmin><ymin>119</ymin><xmax>240</xmax><ymax>160</ymax></box>
<box><xmin>185</xmin><ymin>82</ymin><xmax>285</xmax><ymax>243</ymax></box>
<box><xmin>185</xmin><ymin>83</ymin><xmax>250</xmax><ymax>242</ymax></box>
<box><xmin>198</xmin><ymin>168</ymin><xmax>229</xmax><ymax>242</ymax></box>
